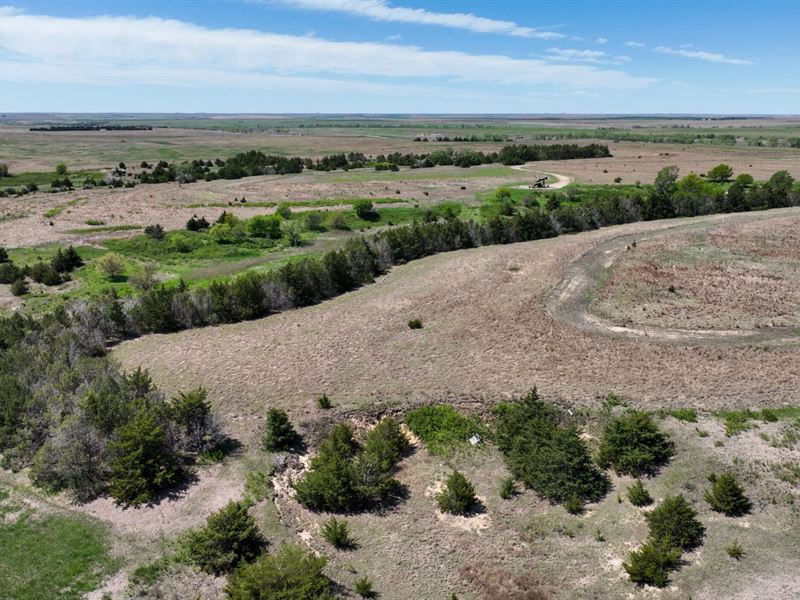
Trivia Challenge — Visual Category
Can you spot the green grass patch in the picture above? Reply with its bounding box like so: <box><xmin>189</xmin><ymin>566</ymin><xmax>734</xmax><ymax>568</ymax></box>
<box><xmin>64</xmin><ymin>224</ymin><xmax>141</xmax><ymax>235</ymax></box>
<box><xmin>0</xmin><ymin>170</ymin><xmax>103</xmax><ymax>188</ymax></box>
<box><xmin>660</xmin><ymin>408</ymin><xmax>698</xmax><ymax>423</ymax></box>
<box><xmin>0</xmin><ymin>509</ymin><xmax>117</xmax><ymax>599</ymax></box>
<box><xmin>714</xmin><ymin>407</ymin><xmax>800</xmax><ymax>437</ymax></box>
<box><xmin>404</xmin><ymin>405</ymin><xmax>485</xmax><ymax>455</ymax></box>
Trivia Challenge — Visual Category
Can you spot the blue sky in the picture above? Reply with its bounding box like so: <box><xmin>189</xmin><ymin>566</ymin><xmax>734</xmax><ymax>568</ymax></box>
<box><xmin>0</xmin><ymin>0</ymin><xmax>798</xmax><ymax>113</ymax></box>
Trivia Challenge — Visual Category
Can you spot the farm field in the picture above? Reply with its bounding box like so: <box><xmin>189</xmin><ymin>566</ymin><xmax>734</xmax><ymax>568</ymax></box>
<box><xmin>2</xmin><ymin>114</ymin><xmax>800</xmax><ymax>600</ymax></box>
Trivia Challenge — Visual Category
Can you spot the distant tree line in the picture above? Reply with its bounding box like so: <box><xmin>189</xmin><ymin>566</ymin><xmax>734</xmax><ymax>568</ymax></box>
<box><xmin>29</xmin><ymin>124</ymin><xmax>153</xmax><ymax>131</ymax></box>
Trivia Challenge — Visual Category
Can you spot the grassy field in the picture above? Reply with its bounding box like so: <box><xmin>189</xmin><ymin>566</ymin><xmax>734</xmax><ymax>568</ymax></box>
<box><xmin>0</xmin><ymin>485</ymin><xmax>117</xmax><ymax>600</ymax></box>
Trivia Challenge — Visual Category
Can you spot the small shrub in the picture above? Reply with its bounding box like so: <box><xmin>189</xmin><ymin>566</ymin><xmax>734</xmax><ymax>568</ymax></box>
<box><xmin>10</xmin><ymin>278</ymin><xmax>28</xmax><ymax>296</ymax></box>
<box><xmin>407</xmin><ymin>318</ymin><xmax>423</xmax><ymax>329</ymax></box>
<box><xmin>316</xmin><ymin>393</ymin><xmax>332</xmax><ymax>409</ymax></box>
<box><xmin>704</xmin><ymin>473</ymin><xmax>751</xmax><ymax>516</ymax></box>
<box><xmin>564</xmin><ymin>494</ymin><xmax>584</xmax><ymax>515</ymax></box>
<box><xmin>276</xmin><ymin>203</ymin><xmax>292</xmax><ymax>219</ymax></box>
<box><xmin>321</xmin><ymin>516</ymin><xmax>353</xmax><ymax>549</ymax></box>
<box><xmin>499</xmin><ymin>476</ymin><xmax>517</xmax><ymax>500</ymax></box>
<box><xmin>726</xmin><ymin>540</ymin><xmax>744</xmax><ymax>560</ymax></box>
<box><xmin>436</xmin><ymin>471</ymin><xmax>477</xmax><ymax>516</ymax></box>
<box><xmin>645</xmin><ymin>495</ymin><xmax>704</xmax><ymax>551</ymax></box>
<box><xmin>355</xmin><ymin>576</ymin><xmax>376</xmax><ymax>598</ymax></box>
<box><xmin>598</xmin><ymin>411</ymin><xmax>673</xmax><ymax>476</ymax></box>
<box><xmin>144</xmin><ymin>224</ymin><xmax>166</xmax><ymax>240</ymax></box>
<box><xmin>225</xmin><ymin>545</ymin><xmax>334</xmax><ymax>600</ymax></box>
<box><xmin>623</xmin><ymin>540</ymin><xmax>682</xmax><ymax>588</ymax></box>
<box><xmin>262</xmin><ymin>408</ymin><xmax>298</xmax><ymax>452</ymax></box>
<box><xmin>96</xmin><ymin>252</ymin><xmax>126</xmax><ymax>279</ymax></box>
<box><xmin>182</xmin><ymin>500</ymin><xmax>262</xmax><ymax>575</ymax></box>
<box><xmin>627</xmin><ymin>479</ymin><xmax>653</xmax><ymax>507</ymax></box>
<box><xmin>353</xmin><ymin>199</ymin><xmax>378</xmax><ymax>221</ymax></box>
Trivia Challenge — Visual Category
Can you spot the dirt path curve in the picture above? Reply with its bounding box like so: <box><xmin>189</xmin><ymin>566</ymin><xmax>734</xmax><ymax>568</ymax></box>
<box><xmin>509</xmin><ymin>164</ymin><xmax>572</xmax><ymax>189</ymax></box>
<box><xmin>545</xmin><ymin>208</ymin><xmax>800</xmax><ymax>347</ymax></box>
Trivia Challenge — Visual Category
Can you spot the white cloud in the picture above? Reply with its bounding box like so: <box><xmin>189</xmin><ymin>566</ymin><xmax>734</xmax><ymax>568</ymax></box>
<box><xmin>0</xmin><ymin>5</ymin><xmax>21</xmax><ymax>15</ymax></box>
<box><xmin>747</xmin><ymin>87</ymin><xmax>800</xmax><ymax>94</ymax></box>
<box><xmin>596</xmin><ymin>37</ymin><xmax>608</xmax><ymax>44</ymax></box>
<box><xmin>545</xmin><ymin>47</ymin><xmax>631</xmax><ymax>65</ymax></box>
<box><xmin>624</xmin><ymin>41</ymin><xmax>645</xmax><ymax>48</ymax></box>
<box><xmin>655</xmin><ymin>46</ymin><xmax>753</xmax><ymax>65</ymax></box>
<box><xmin>0</xmin><ymin>12</ymin><xmax>653</xmax><ymax>91</ymax></box>
<box><xmin>279</xmin><ymin>0</ymin><xmax>566</xmax><ymax>39</ymax></box>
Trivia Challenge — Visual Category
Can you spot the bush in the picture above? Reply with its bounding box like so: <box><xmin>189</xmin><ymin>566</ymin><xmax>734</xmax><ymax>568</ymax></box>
<box><xmin>10</xmin><ymin>278</ymin><xmax>28</xmax><ymax>296</ymax></box>
<box><xmin>305</xmin><ymin>212</ymin><xmax>325</xmax><ymax>232</ymax></box>
<box><xmin>170</xmin><ymin>387</ymin><xmax>220</xmax><ymax>453</ymax></box>
<box><xmin>598</xmin><ymin>411</ymin><xmax>673</xmax><ymax>476</ymax></box>
<box><xmin>144</xmin><ymin>224</ymin><xmax>166</xmax><ymax>241</ymax></box>
<box><xmin>262</xmin><ymin>408</ymin><xmax>298</xmax><ymax>452</ymax></box>
<box><xmin>51</xmin><ymin>246</ymin><xmax>83</xmax><ymax>273</ymax></box>
<box><xmin>316</xmin><ymin>393</ymin><xmax>332</xmax><ymax>409</ymax></box>
<box><xmin>627</xmin><ymin>479</ymin><xmax>653</xmax><ymax>507</ymax></box>
<box><xmin>247</xmin><ymin>214</ymin><xmax>282</xmax><ymax>239</ymax></box>
<box><xmin>404</xmin><ymin>405</ymin><xmax>483</xmax><ymax>455</ymax></box>
<box><xmin>726</xmin><ymin>540</ymin><xmax>744</xmax><ymax>560</ymax></box>
<box><xmin>96</xmin><ymin>253</ymin><xmax>126</xmax><ymax>279</ymax></box>
<box><xmin>499</xmin><ymin>476</ymin><xmax>517</xmax><ymax>500</ymax></box>
<box><xmin>363</xmin><ymin>417</ymin><xmax>411</xmax><ymax>472</ymax></box>
<box><xmin>294</xmin><ymin>422</ymin><xmax>403</xmax><ymax>513</ymax></box>
<box><xmin>407</xmin><ymin>318</ymin><xmax>423</xmax><ymax>329</ymax></box>
<box><xmin>0</xmin><ymin>262</ymin><xmax>20</xmax><ymax>284</ymax></box>
<box><xmin>186</xmin><ymin>215</ymin><xmax>210</xmax><ymax>231</ymax></box>
<box><xmin>108</xmin><ymin>401</ymin><xmax>181</xmax><ymax>506</ymax></box>
<box><xmin>704</xmin><ymin>473</ymin><xmax>751</xmax><ymax>516</ymax></box>
<box><xmin>436</xmin><ymin>471</ymin><xmax>477</xmax><ymax>516</ymax></box>
<box><xmin>564</xmin><ymin>494</ymin><xmax>584</xmax><ymax>515</ymax></box>
<box><xmin>321</xmin><ymin>516</ymin><xmax>353</xmax><ymax>549</ymax></box>
<box><xmin>225</xmin><ymin>545</ymin><xmax>334</xmax><ymax>600</ymax></box>
<box><xmin>708</xmin><ymin>163</ymin><xmax>733</xmax><ymax>182</ymax></box>
<box><xmin>493</xmin><ymin>389</ymin><xmax>609</xmax><ymax>504</ymax></box>
<box><xmin>645</xmin><ymin>495</ymin><xmax>704</xmax><ymax>551</ymax></box>
<box><xmin>623</xmin><ymin>540</ymin><xmax>682</xmax><ymax>588</ymax></box>
<box><xmin>182</xmin><ymin>500</ymin><xmax>263</xmax><ymax>575</ymax></box>
<box><xmin>355</xmin><ymin>576</ymin><xmax>376</xmax><ymax>598</ymax></box>
<box><xmin>353</xmin><ymin>199</ymin><xmax>378</xmax><ymax>221</ymax></box>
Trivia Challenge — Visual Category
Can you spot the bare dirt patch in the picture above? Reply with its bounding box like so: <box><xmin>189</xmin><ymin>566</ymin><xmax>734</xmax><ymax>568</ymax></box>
<box><xmin>591</xmin><ymin>216</ymin><xmax>800</xmax><ymax>332</ymax></box>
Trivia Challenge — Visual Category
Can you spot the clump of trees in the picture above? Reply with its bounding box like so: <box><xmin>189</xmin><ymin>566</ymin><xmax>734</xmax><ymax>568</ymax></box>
<box><xmin>493</xmin><ymin>389</ymin><xmax>609</xmax><ymax>508</ymax></box>
<box><xmin>624</xmin><ymin>495</ymin><xmax>705</xmax><ymax>587</ymax></box>
<box><xmin>597</xmin><ymin>411</ymin><xmax>674</xmax><ymax>476</ymax></box>
<box><xmin>293</xmin><ymin>418</ymin><xmax>409</xmax><ymax>512</ymax></box>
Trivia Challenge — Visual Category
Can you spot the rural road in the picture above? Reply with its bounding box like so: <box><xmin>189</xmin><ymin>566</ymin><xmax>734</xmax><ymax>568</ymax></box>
<box><xmin>546</xmin><ymin>207</ymin><xmax>800</xmax><ymax>347</ymax></box>
<box><xmin>510</xmin><ymin>163</ymin><xmax>572</xmax><ymax>189</ymax></box>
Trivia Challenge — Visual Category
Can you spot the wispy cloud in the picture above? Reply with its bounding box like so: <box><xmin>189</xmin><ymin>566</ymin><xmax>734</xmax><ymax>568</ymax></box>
<box><xmin>748</xmin><ymin>87</ymin><xmax>800</xmax><ymax>94</ymax></box>
<box><xmin>545</xmin><ymin>47</ymin><xmax>631</xmax><ymax>65</ymax></box>
<box><xmin>655</xmin><ymin>46</ymin><xmax>753</xmax><ymax>65</ymax></box>
<box><xmin>624</xmin><ymin>41</ymin><xmax>645</xmax><ymax>48</ymax></box>
<box><xmin>596</xmin><ymin>37</ymin><xmax>608</xmax><ymax>44</ymax></box>
<box><xmin>0</xmin><ymin>11</ymin><xmax>653</xmax><ymax>91</ymax></box>
<box><xmin>278</xmin><ymin>0</ymin><xmax>566</xmax><ymax>39</ymax></box>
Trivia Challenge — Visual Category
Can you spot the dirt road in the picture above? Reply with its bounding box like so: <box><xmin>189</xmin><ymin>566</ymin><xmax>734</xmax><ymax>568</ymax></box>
<box><xmin>510</xmin><ymin>164</ymin><xmax>572</xmax><ymax>189</ymax></box>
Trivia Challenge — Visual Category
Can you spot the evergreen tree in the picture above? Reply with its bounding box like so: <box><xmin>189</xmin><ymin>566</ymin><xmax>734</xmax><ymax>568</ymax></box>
<box><xmin>704</xmin><ymin>473</ymin><xmax>751</xmax><ymax>516</ymax></box>
<box><xmin>262</xmin><ymin>408</ymin><xmax>298</xmax><ymax>451</ymax></box>
<box><xmin>646</xmin><ymin>495</ymin><xmax>705</xmax><ymax>551</ymax></box>
<box><xmin>436</xmin><ymin>471</ymin><xmax>477</xmax><ymax>516</ymax></box>
<box><xmin>109</xmin><ymin>401</ymin><xmax>180</xmax><ymax>507</ymax></box>
<box><xmin>598</xmin><ymin>411</ymin><xmax>673</xmax><ymax>477</ymax></box>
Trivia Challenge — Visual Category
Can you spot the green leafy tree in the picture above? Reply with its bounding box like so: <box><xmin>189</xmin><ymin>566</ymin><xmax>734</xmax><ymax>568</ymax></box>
<box><xmin>704</xmin><ymin>473</ymin><xmax>751</xmax><ymax>516</ymax></box>
<box><xmin>353</xmin><ymin>199</ymin><xmax>378</xmax><ymax>221</ymax></box>
<box><xmin>262</xmin><ymin>408</ymin><xmax>298</xmax><ymax>452</ymax></box>
<box><xmin>108</xmin><ymin>401</ymin><xmax>181</xmax><ymax>507</ymax></box>
<box><xmin>225</xmin><ymin>544</ymin><xmax>335</xmax><ymax>600</ymax></box>
<box><xmin>182</xmin><ymin>500</ymin><xmax>263</xmax><ymax>575</ymax></box>
<box><xmin>623</xmin><ymin>539</ymin><xmax>682</xmax><ymax>588</ymax></box>
<box><xmin>645</xmin><ymin>495</ymin><xmax>705</xmax><ymax>551</ymax></box>
<box><xmin>96</xmin><ymin>252</ymin><xmax>125</xmax><ymax>279</ymax></box>
<box><xmin>598</xmin><ymin>411</ymin><xmax>673</xmax><ymax>476</ymax></box>
<box><xmin>436</xmin><ymin>471</ymin><xmax>477</xmax><ymax>516</ymax></box>
<box><xmin>707</xmin><ymin>163</ymin><xmax>733</xmax><ymax>182</ymax></box>
<box><xmin>55</xmin><ymin>163</ymin><xmax>68</xmax><ymax>175</ymax></box>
